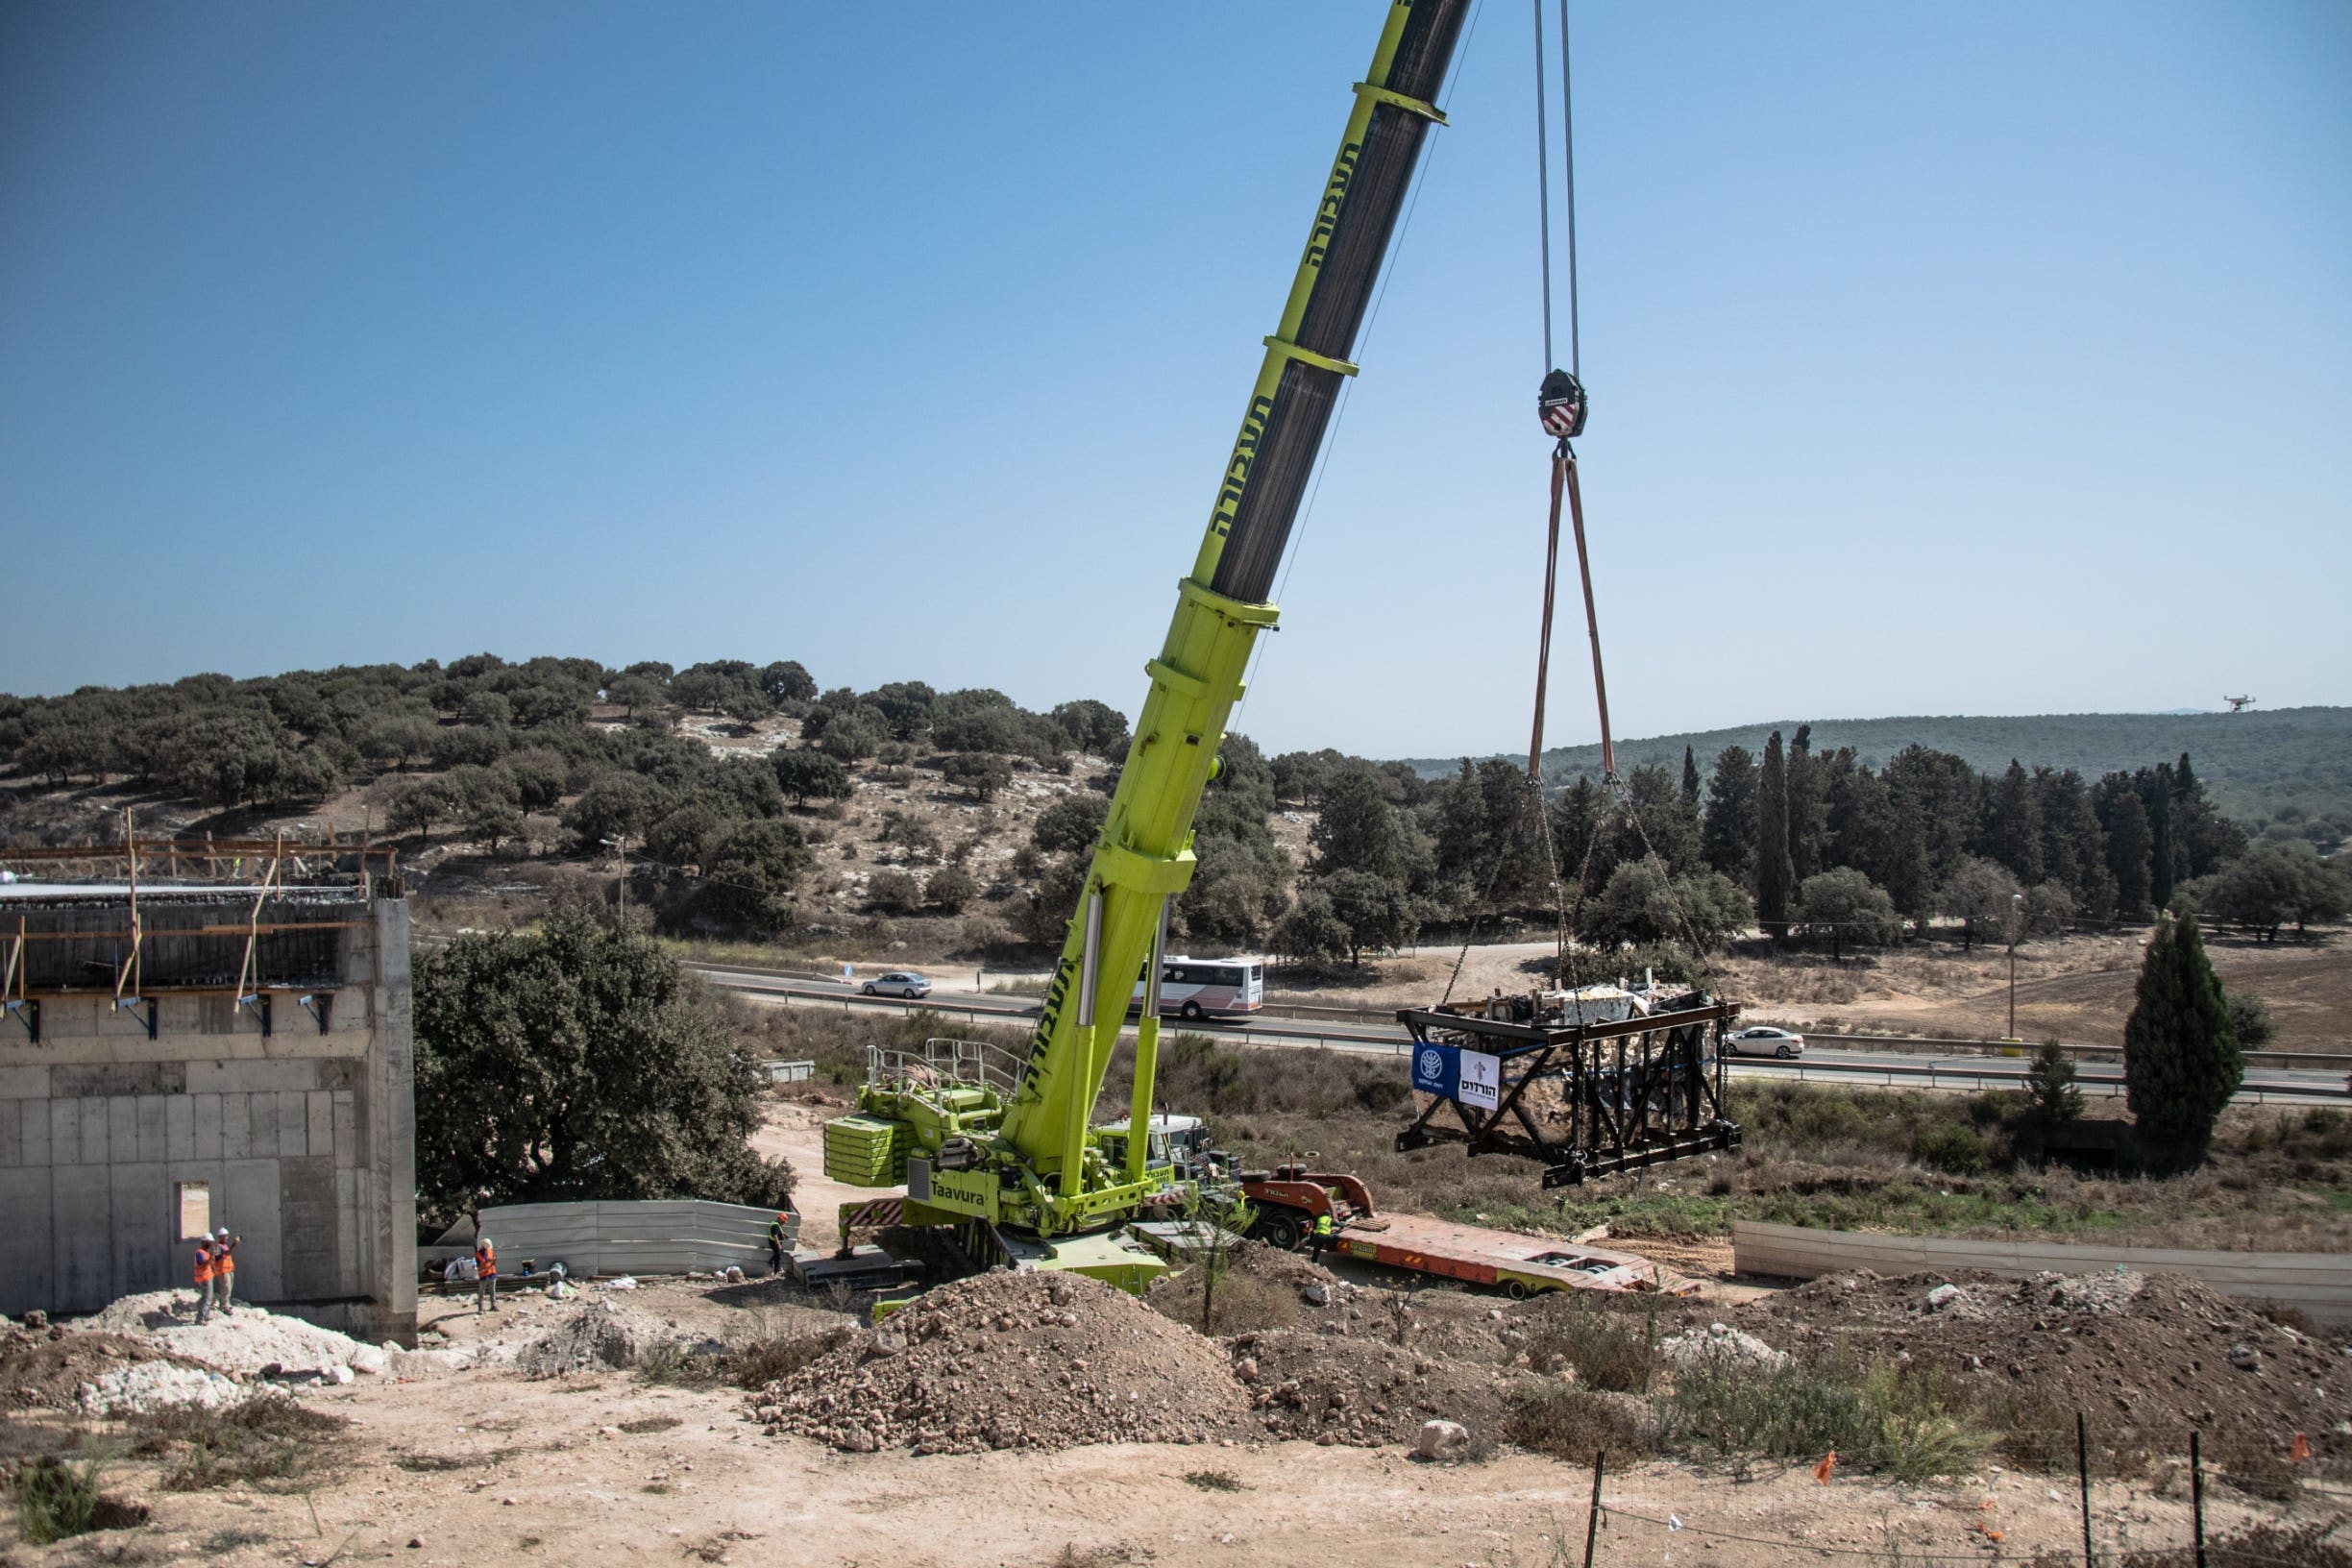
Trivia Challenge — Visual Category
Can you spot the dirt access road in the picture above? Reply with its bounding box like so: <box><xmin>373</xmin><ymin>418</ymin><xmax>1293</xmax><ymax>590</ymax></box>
<box><xmin>28</xmin><ymin>1358</ymin><xmax>2293</xmax><ymax>1568</ymax></box>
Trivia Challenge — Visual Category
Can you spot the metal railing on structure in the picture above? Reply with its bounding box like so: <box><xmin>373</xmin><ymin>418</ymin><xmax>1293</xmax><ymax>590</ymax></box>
<box><xmin>868</xmin><ymin>1035</ymin><xmax>1025</xmax><ymax>1097</ymax></box>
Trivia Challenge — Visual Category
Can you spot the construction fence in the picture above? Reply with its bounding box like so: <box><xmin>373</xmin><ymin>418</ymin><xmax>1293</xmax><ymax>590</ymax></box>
<box><xmin>1731</xmin><ymin>1219</ymin><xmax>2352</xmax><ymax>1326</ymax></box>
<box><xmin>423</xmin><ymin>1199</ymin><xmax>796</xmax><ymax>1280</ymax></box>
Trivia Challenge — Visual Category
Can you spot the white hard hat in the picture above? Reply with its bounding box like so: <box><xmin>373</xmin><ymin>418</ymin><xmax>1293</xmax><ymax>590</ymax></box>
<box><xmin>215</xmin><ymin>1228</ymin><xmax>230</xmax><ymax>1238</ymax></box>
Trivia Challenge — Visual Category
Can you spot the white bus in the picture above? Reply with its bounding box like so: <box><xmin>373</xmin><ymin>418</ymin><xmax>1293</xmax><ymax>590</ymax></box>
<box><xmin>1132</xmin><ymin>955</ymin><xmax>1265</xmax><ymax>1020</ymax></box>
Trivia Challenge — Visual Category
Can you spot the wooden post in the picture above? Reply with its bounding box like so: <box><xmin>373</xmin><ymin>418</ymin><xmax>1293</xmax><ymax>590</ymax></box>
<box><xmin>2075</xmin><ymin>1411</ymin><xmax>2094</xmax><ymax>1568</ymax></box>
<box><xmin>2190</xmin><ymin>1430</ymin><xmax>2207</xmax><ymax>1568</ymax></box>
<box><xmin>1580</xmin><ymin>1446</ymin><xmax>1605</xmax><ymax>1567</ymax></box>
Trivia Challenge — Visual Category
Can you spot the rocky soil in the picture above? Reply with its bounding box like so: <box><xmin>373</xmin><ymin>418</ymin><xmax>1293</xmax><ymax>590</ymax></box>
<box><xmin>1741</xmin><ymin>1267</ymin><xmax>2352</xmax><ymax>1475</ymax></box>
<box><xmin>751</xmin><ymin>1270</ymin><xmax>1249</xmax><ymax>1454</ymax></box>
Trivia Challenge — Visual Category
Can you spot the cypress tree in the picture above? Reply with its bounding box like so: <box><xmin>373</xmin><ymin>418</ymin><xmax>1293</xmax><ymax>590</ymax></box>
<box><xmin>1756</xmin><ymin>730</ymin><xmax>1795</xmax><ymax>940</ymax></box>
<box><xmin>2146</xmin><ymin>764</ymin><xmax>2176</xmax><ymax>910</ymax></box>
<box><xmin>1680</xmin><ymin>746</ymin><xmax>1701</xmax><ymax>809</ymax></box>
<box><xmin>1701</xmin><ymin>746</ymin><xmax>1758</xmax><ymax>886</ymax></box>
<box><xmin>2121</xmin><ymin>915</ymin><xmax>2243</xmax><ymax>1151</ymax></box>
<box><xmin>1984</xmin><ymin>760</ymin><xmax>2045</xmax><ymax>886</ymax></box>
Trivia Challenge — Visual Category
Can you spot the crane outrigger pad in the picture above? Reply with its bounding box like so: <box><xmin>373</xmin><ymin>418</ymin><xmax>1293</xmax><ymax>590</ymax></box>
<box><xmin>1395</xmin><ymin>1000</ymin><xmax>1742</xmax><ymax>1187</ymax></box>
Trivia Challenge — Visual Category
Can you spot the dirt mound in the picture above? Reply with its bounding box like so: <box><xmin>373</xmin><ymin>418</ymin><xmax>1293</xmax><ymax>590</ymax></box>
<box><xmin>1</xmin><ymin>1326</ymin><xmax>191</xmax><ymax>1412</ymax></box>
<box><xmin>1230</xmin><ymin>1328</ymin><xmax>1512</xmax><ymax>1448</ymax></box>
<box><xmin>515</xmin><ymin>1300</ymin><xmax>661</xmax><ymax>1379</ymax></box>
<box><xmin>1742</xmin><ymin>1268</ymin><xmax>2352</xmax><ymax>1475</ymax></box>
<box><xmin>751</xmin><ymin>1271</ymin><xmax>1248</xmax><ymax>1455</ymax></box>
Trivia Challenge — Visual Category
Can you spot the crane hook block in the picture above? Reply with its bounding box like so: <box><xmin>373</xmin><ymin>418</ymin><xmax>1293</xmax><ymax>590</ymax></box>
<box><xmin>1538</xmin><ymin>369</ymin><xmax>1588</xmax><ymax>439</ymax></box>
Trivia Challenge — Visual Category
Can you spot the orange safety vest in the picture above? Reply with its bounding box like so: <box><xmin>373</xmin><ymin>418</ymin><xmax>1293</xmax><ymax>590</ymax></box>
<box><xmin>475</xmin><ymin>1241</ymin><xmax>496</xmax><ymax>1279</ymax></box>
<box><xmin>215</xmin><ymin>1241</ymin><xmax>234</xmax><ymax>1276</ymax></box>
<box><xmin>193</xmin><ymin>1245</ymin><xmax>214</xmax><ymax>1285</ymax></box>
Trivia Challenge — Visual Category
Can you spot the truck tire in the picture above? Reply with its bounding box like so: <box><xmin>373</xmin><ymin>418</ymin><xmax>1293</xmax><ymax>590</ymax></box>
<box><xmin>1258</xmin><ymin>1211</ymin><xmax>1304</xmax><ymax>1252</ymax></box>
<box><xmin>1505</xmin><ymin>1279</ymin><xmax>1530</xmax><ymax>1301</ymax></box>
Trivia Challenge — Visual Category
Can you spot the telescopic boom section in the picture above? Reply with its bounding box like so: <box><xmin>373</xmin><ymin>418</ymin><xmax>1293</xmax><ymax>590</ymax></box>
<box><xmin>999</xmin><ymin>0</ymin><xmax>1474</xmax><ymax>1215</ymax></box>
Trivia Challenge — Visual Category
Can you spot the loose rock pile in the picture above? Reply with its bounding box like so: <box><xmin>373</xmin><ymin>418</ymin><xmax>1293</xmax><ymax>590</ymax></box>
<box><xmin>1658</xmin><ymin>1322</ymin><xmax>1789</xmax><ymax>1374</ymax></box>
<box><xmin>77</xmin><ymin>1360</ymin><xmax>246</xmax><ymax>1416</ymax></box>
<box><xmin>752</xmin><ymin>1271</ymin><xmax>1249</xmax><ymax>1454</ymax></box>
<box><xmin>515</xmin><ymin>1300</ymin><xmax>666</xmax><ymax>1379</ymax></box>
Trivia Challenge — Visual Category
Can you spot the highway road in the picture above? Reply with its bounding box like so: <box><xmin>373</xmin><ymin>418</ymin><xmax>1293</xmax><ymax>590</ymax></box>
<box><xmin>697</xmin><ymin>967</ymin><xmax>2350</xmax><ymax>1106</ymax></box>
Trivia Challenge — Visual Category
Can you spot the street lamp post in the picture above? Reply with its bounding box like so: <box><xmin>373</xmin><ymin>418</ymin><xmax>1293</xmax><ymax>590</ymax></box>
<box><xmin>2008</xmin><ymin>891</ymin><xmax>2024</xmax><ymax>1041</ymax></box>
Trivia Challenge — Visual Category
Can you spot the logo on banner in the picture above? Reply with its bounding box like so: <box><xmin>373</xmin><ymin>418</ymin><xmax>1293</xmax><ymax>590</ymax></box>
<box><xmin>1458</xmin><ymin>1050</ymin><xmax>1501</xmax><ymax>1112</ymax></box>
<box><xmin>1411</xmin><ymin>1043</ymin><xmax>1457</xmax><ymax>1098</ymax></box>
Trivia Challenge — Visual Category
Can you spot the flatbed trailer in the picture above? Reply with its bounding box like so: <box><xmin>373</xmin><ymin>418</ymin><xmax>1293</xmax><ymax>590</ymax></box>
<box><xmin>1333</xmin><ymin>1211</ymin><xmax>1693</xmax><ymax>1299</ymax></box>
<box><xmin>1240</xmin><ymin>1166</ymin><xmax>1692</xmax><ymax>1299</ymax></box>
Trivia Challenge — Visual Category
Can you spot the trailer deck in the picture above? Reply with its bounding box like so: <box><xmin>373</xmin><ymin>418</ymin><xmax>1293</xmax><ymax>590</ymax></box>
<box><xmin>1332</xmin><ymin>1211</ymin><xmax>1695</xmax><ymax>1298</ymax></box>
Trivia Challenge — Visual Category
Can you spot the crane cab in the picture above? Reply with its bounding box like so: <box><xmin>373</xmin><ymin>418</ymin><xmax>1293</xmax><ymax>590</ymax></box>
<box><xmin>1093</xmin><ymin>1113</ymin><xmax>1214</xmax><ymax>1178</ymax></box>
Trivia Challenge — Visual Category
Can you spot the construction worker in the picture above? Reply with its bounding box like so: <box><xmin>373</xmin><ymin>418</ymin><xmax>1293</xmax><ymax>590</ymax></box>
<box><xmin>192</xmin><ymin>1236</ymin><xmax>215</xmax><ymax>1324</ymax></box>
<box><xmin>474</xmin><ymin>1235</ymin><xmax>499</xmax><ymax>1313</ymax></box>
<box><xmin>212</xmin><ymin>1229</ymin><xmax>238</xmax><ymax>1315</ymax></box>
<box><xmin>1310</xmin><ymin>1210</ymin><xmax>1333</xmax><ymax>1263</ymax></box>
<box><xmin>767</xmin><ymin>1213</ymin><xmax>790</xmax><ymax>1275</ymax></box>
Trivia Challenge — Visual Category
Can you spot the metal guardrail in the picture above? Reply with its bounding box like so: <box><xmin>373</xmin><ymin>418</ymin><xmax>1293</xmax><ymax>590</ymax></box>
<box><xmin>722</xmin><ymin>981</ymin><xmax>2352</xmax><ymax>1105</ymax></box>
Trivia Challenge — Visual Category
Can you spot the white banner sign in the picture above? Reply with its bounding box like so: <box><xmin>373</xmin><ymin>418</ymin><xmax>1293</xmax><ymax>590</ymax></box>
<box><xmin>1458</xmin><ymin>1049</ymin><xmax>1501</xmax><ymax>1112</ymax></box>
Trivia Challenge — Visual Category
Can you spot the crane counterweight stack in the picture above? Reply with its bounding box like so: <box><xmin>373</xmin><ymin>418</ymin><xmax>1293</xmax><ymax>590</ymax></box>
<box><xmin>824</xmin><ymin>0</ymin><xmax>1475</xmax><ymax>1282</ymax></box>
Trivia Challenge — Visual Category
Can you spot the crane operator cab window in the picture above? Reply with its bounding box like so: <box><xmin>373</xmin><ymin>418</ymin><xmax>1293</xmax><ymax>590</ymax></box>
<box><xmin>1096</xmin><ymin>1114</ymin><xmax>1214</xmax><ymax>1177</ymax></box>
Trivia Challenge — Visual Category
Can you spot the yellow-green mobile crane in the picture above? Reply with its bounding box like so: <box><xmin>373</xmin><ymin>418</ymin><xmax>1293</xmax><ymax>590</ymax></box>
<box><xmin>823</xmin><ymin>0</ymin><xmax>1475</xmax><ymax>1287</ymax></box>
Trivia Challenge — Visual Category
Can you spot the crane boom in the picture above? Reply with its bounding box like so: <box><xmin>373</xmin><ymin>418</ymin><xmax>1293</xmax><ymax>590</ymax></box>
<box><xmin>998</xmin><ymin>0</ymin><xmax>1474</xmax><ymax>1221</ymax></box>
<box><xmin>829</xmin><ymin>1</ymin><xmax>1473</xmax><ymax>1256</ymax></box>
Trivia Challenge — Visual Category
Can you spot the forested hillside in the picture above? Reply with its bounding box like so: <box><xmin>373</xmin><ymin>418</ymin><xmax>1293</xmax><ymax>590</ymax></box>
<box><xmin>1</xmin><ymin>662</ymin><xmax>2341</xmax><ymax>972</ymax></box>
<box><xmin>1405</xmin><ymin>708</ymin><xmax>2352</xmax><ymax>843</ymax></box>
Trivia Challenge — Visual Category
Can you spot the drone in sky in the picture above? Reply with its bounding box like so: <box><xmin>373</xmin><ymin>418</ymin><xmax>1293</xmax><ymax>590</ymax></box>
<box><xmin>2224</xmin><ymin>695</ymin><xmax>2258</xmax><ymax>713</ymax></box>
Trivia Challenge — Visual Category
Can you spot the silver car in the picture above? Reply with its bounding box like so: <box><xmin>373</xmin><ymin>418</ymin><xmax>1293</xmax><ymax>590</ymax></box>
<box><xmin>861</xmin><ymin>970</ymin><xmax>931</xmax><ymax>999</ymax></box>
<box><xmin>1727</xmin><ymin>1025</ymin><xmax>1804</xmax><ymax>1059</ymax></box>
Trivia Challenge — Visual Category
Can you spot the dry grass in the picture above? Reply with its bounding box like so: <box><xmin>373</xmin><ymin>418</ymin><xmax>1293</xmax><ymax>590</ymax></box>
<box><xmin>130</xmin><ymin>1396</ymin><xmax>348</xmax><ymax>1493</ymax></box>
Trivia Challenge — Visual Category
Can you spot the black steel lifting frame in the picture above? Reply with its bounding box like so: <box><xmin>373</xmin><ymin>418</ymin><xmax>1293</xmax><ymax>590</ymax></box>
<box><xmin>1394</xmin><ymin>1000</ymin><xmax>1743</xmax><ymax>1188</ymax></box>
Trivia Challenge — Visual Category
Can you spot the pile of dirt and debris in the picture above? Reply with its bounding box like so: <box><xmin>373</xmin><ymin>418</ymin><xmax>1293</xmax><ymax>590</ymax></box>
<box><xmin>515</xmin><ymin>1299</ymin><xmax>672</xmax><ymax>1379</ymax></box>
<box><xmin>77</xmin><ymin>1360</ymin><xmax>247</xmax><ymax>1416</ymax></box>
<box><xmin>1742</xmin><ymin>1268</ymin><xmax>2352</xmax><ymax>1474</ymax></box>
<box><xmin>79</xmin><ymin>1292</ymin><xmax>380</xmax><ymax>1378</ymax></box>
<box><xmin>1</xmin><ymin>1322</ymin><xmax>198</xmax><ymax>1412</ymax></box>
<box><xmin>751</xmin><ymin>1271</ymin><xmax>1249</xmax><ymax>1455</ymax></box>
<box><xmin>1228</xmin><ymin>1327</ymin><xmax>1512</xmax><ymax>1448</ymax></box>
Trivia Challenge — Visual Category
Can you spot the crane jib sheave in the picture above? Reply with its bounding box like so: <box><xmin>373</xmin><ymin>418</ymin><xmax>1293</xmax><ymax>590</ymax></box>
<box><xmin>1000</xmin><ymin>0</ymin><xmax>1475</xmax><ymax>1211</ymax></box>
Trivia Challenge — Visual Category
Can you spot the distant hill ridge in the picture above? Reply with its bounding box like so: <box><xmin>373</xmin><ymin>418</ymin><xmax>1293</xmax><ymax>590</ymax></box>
<box><xmin>1402</xmin><ymin>707</ymin><xmax>2352</xmax><ymax>825</ymax></box>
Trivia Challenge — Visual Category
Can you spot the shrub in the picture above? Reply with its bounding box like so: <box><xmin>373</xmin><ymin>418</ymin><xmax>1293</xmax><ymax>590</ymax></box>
<box><xmin>2025</xmin><ymin>1039</ymin><xmax>2086</xmax><ymax>1121</ymax></box>
<box><xmin>1505</xmin><ymin>1383</ymin><xmax>1651</xmax><ymax>1463</ymax></box>
<box><xmin>867</xmin><ymin>869</ymin><xmax>923</xmax><ymax>916</ymax></box>
<box><xmin>926</xmin><ymin>865</ymin><xmax>979</xmax><ymax>913</ymax></box>
<box><xmin>2225</xmin><ymin>992</ymin><xmax>2277</xmax><ymax>1049</ymax></box>
<box><xmin>15</xmin><ymin>1457</ymin><xmax>130</xmax><ymax>1543</ymax></box>
<box><xmin>1912</xmin><ymin>1122</ymin><xmax>1992</xmax><ymax>1174</ymax></box>
<box><xmin>1660</xmin><ymin>1360</ymin><xmax>1861</xmax><ymax>1464</ymax></box>
<box><xmin>1521</xmin><ymin>1296</ymin><xmax>1660</xmax><ymax>1392</ymax></box>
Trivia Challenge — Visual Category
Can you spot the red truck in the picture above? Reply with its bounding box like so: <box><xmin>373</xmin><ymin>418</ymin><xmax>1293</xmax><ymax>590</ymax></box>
<box><xmin>1239</xmin><ymin>1164</ymin><xmax>1693</xmax><ymax>1300</ymax></box>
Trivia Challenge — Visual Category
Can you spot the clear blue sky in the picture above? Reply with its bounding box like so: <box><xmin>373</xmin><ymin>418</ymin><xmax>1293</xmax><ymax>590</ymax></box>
<box><xmin>4</xmin><ymin>2</ymin><xmax>2346</xmax><ymax>759</ymax></box>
